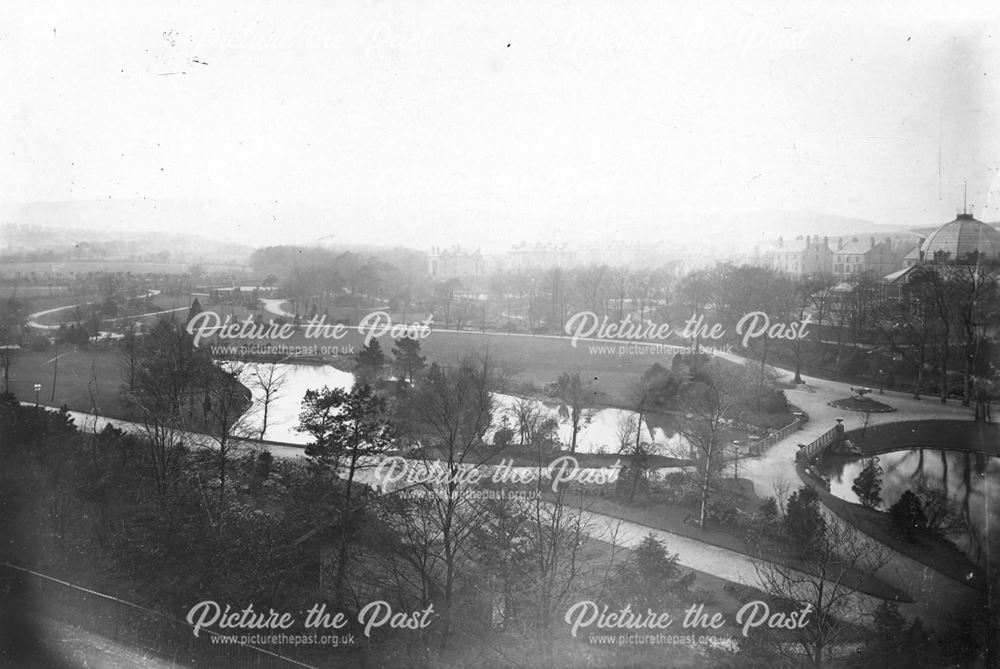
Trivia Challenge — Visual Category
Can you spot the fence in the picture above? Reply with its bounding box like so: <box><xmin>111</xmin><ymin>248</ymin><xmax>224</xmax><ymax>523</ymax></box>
<box><xmin>796</xmin><ymin>424</ymin><xmax>842</xmax><ymax>461</ymax></box>
<box><xmin>746</xmin><ymin>417</ymin><xmax>803</xmax><ymax>456</ymax></box>
<box><xmin>0</xmin><ymin>562</ymin><xmax>318</xmax><ymax>669</ymax></box>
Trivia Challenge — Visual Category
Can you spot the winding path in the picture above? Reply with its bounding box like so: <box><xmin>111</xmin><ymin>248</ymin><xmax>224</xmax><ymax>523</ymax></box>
<box><xmin>26</xmin><ymin>291</ymin><xmax>180</xmax><ymax>331</ymax></box>
<box><xmin>17</xmin><ymin>312</ymin><xmax>988</xmax><ymax>630</ymax></box>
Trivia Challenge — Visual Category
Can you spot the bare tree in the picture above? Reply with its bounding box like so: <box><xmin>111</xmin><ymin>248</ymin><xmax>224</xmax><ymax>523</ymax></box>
<box><xmin>124</xmin><ymin>316</ymin><xmax>213</xmax><ymax>499</ymax></box>
<box><xmin>0</xmin><ymin>344</ymin><xmax>18</xmax><ymax>394</ymax></box>
<box><xmin>620</xmin><ymin>380</ymin><xmax>663</xmax><ymax>501</ymax></box>
<box><xmin>949</xmin><ymin>260</ymin><xmax>1000</xmax><ymax>410</ymax></box>
<box><xmin>201</xmin><ymin>361</ymin><xmax>256</xmax><ymax>502</ymax></box>
<box><xmin>677</xmin><ymin>360</ymin><xmax>748</xmax><ymax>529</ymax></box>
<box><xmin>554</xmin><ymin>371</ymin><xmax>595</xmax><ymax>453</ymax></box>
<box><xmin>770</xmin><ymin>473</ymin><xmax>794</xmax><ymax>516</ymax></box>
<box><xmin>509</xmin><ymin>396</ymin><xmax>558</xmax><ymax>450</ymax></box>
<box><xmin>749</xmin><ymin>515</ymin><xmax>893</xmax><ymax>669</ymax></box>
<box><xmin>400</xmin><ymin>350</ymin><xmax>513</xmax><ymax>647</ymax></box>
<box><xmin>676</xmin><ymin>269</ymin><xmax>715</xmax><ymax>354</ymax></box>
<box><xmin>248</xmin><ymin>360</ymin><xmax>287</xmax><ymax>440</ymax></box>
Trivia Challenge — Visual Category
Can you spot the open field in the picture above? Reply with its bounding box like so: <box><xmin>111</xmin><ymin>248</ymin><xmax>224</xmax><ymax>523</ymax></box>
<box><xmin>21</xmin><ymin>298</ymin><xmax>694</xmax><ymax>408</ymax></box>
<box><xmin>0</xmin><ymin>260</ymin><xmax>247</xmax><ymax>275</ymax></box>
<box><xmin>7</xmin><ymin>330</ymin><xmax>677</xmax><ymax>423</ymax></box>
<box><xmin>209</xmin><ymin>326</ymin><xmax>691</xmax><ymax>406</ymax></box>
<box><xmin>0</xmin><ymin>285</ymin><xmax>74</xmax><ymax>298</ymax></box>
<box><xmin>6</xmin><ymin>348</ymin><xmax>129</xmax><ymax>417</ymax></box>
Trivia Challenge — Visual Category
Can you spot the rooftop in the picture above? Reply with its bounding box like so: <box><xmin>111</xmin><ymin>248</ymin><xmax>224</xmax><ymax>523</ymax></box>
<box><xmin>920</xmin><ymin>213</ymin><xmax>1000</xmax><ymax>262</ymax></box>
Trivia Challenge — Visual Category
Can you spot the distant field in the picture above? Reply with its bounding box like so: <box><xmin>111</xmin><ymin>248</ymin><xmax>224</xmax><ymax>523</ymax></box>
<box><xmin>15</xmin><ymin>295</ymin><xmax>101</xmax><ymax>316</ymax></box>
<box><xmin>6</xmin><ymin>348</ymin><xmax>129</xmax><ymax>417</ymax></box>
<box><xmin>206</xmin><ymin>325</ymin><xmax>682</xmax><ymax>406</ymax></box>
<box><xmin>0</xmin><ymin>260</ymin><xmax>247</xmax><ymax>275</ymax></box>
<box><xmin>0</xmin><ymin>285</ymin><xmax>74</xmax><ymax>298</ymax></box>
<box><xmin>9</xmin><ymin>327</ymin><xmax>674</xmax><ymax>417</ymax></box>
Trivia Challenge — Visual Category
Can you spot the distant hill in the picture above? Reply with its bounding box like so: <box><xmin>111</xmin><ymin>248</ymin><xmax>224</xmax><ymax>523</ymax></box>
<box><xmin>0</xmin><ymin>220</ymin><xmax>251</xmax><ymax>265</ymax></box>
<box><xmin>0</xmin><ymin>199</ymin><xmax>924</xmax><ymax>259</ymax></box>
<box><xmin>0</xmin><ymin>200</ymin><xmax>257</xmax><ymax>265</ymax></box>
<box><xmin>688</xmin><ymin>210</ymin><xmax>910</xmax><ymax>242</ymax></box>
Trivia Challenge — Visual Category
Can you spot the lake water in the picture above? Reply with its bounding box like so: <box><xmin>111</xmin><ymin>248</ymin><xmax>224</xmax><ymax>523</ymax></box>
<box><xmin>492</xmin><ymin>394</ymin><xmax>691</xmax><ymax>457</ymax></box>
<box><xmin>822</xmin><ymin>448</ymin><xmax>1000</xmax><ymax>561</ymax></box>
<box><xmin>233</xmin><ymin>362</ymin><xmax>354</xmax><ymax>444</ymax></box>
<box><xmin>233</xmin><ymin>363</ymin><xmax>690</xmax><ymax>456</ymax></box>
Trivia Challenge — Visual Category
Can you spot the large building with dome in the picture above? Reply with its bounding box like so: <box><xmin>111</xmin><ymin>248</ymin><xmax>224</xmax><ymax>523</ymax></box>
<box><xmin>886</xmin><ymin>211</ymin><xmax>1000</xmax><ymax>289</ymax></box>
<box><xmin>905</xmin><ymin>212</ymin><xmax>1000</xmax><ymax>266</ymax></box>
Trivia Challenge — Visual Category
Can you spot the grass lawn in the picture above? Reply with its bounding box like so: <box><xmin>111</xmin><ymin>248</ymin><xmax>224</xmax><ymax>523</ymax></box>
<box><xmin>550</xmin><ymin>483</ymin><xmax>912</xmax><ymax>602</ymax></box>
<box><xmin>1</xmin><ymin>285</ymin><xmax>77</xmax><ymax>299</ymax></box>
<box><xmin>207</xmin><ymin>325</ymin><xmax>701</xmax><ymax>408</ymax></box>
<box><xmin>6</xmin><ymin>348</ymin><xmax>130</xmax><ymax>417</ymax></box>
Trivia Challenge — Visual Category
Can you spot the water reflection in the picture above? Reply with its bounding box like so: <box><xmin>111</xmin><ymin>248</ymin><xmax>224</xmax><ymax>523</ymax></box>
<box><xmin>822</xmin><ymin>449</ymin><xmax>999</xmax><ymax>562</ymax></box>
<box><xmin>492</xmin><ymin>394</ymin><xmax>690</xmax><ymax>456</ymax></box>
<box><xmin>232</xmin><ymin>363</ymin><xmax>690</xmax><ymax>456</ymax></box>
<box><xmin>234</xmin><ymin>362</ymin><xmax>354</xmax><ymax>444</ymax></box>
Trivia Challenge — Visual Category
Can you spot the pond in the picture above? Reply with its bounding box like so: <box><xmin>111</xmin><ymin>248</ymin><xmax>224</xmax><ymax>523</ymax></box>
<box><xmin>233</xmin><ymin>362</ymin><xmax>354</xmax><ymax>444</ymax></box>
<box><xmin>822</xmin><ymin>448</ymin><xmax>1000</xmax><ymax>561</ymax></box>
<box><xmin>492</xmin><ymin>394</ymin><xmax>691</xmax><ymax>457</ymax></box>
<box><xmin>232</xmin><ymin>363</ymin><xmax>691</xmax><ymax>456</ymax></box>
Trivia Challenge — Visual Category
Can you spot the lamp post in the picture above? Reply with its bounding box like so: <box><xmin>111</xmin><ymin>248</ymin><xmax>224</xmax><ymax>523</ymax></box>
<box><xmin>33</xmin><ymin>383</ymin><xmax>41</xmax><ymax>406</ymax></box>
<box><xmin>732</xmin><ymin>440</ymin><xmax>741</xmax><ymax>481</ymax></box>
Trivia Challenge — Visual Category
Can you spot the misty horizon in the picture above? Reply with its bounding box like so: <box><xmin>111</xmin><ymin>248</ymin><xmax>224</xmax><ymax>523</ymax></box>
<box><xmin>4</xmin><ymin>0</ymin><xmax>999</xmax><ymax>254</ymax></box>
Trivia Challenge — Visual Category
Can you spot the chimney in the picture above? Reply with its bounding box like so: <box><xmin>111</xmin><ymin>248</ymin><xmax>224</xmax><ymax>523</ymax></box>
<box><xmin>837</xmin><ymin>236</ymin><xmax>843</xmax><ymax>250</ymax></box>
<box><xmin>823</xmin><ymin>236</ymin><xmax>829</xmax><ymax>248</ymax></box>
<box><xmin>778</xmin><ymin>236</ymin><xmax>783</xmax><ymax>248</ymax></box>
<box><xmin>870</xmin><ymin>236</ymin><xmax>875</xmax><ymax>249</ymax></box>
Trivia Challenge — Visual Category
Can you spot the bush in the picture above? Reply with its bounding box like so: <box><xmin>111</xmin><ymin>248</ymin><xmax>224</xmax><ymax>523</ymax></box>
<box><xmin>785</xmin><ymin>485</ymin><xmax>825</xmax><ymax>554</ymax></box>
<box><xmin>29</xmin><ymin>335</ymin><xmax>51</xmax><ymax>352</ymax></box>
<box><xmin>707</xmin><ymin>498</ymin><xmax>738</xmax><ymax>524</ymax></box>
<box><xmin>759</xmin><ymin>496</ymin><xmax>779</xmax><ymax>521</ymax></box>
<box><xmin>851</xmin><ymin>458</ymin><xmax>883</xmax><ymax>509</ymax></box>
<box><xmin>610</xmin><ymin>534</ymin><xmax>695</xmax><ymax>610</ymax></box>
<box><xmin>889</xmin><ymin>490</ymin><xmax>927</xmax><ymax>540</ymax></box>
<box><xmin>839</xmin><ymin>350</ymin><xmax>869</xmax><ymax>377</ymax></box>
<box><xmin>493</xmin><ymin>426</ymin><xmax>515</xmax><ymax>449</ymax></box>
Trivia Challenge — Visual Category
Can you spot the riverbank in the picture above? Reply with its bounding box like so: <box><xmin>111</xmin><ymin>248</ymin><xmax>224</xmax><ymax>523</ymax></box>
<box><xmin>540</xmin><ymin>486</ymin><xmax>912</xmax><ymax>603</ymax></box>
<box><xmin>797</xmin><ymin>460</ymin><xmax>989</xmax><ymax>593</ymax></box>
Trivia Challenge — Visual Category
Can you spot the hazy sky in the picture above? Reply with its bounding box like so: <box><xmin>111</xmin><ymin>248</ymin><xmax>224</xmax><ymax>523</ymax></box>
<box><xmin>2</xmin><ymin>1</ymin><xmax>999</xmax><ymax>246</ymax></box>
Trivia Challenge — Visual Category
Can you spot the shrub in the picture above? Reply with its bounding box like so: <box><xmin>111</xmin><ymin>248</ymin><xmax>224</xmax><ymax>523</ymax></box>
<box><xmin>851</xmin><ymin>458</ymin><xmax>884</xmax><ymax>509</ymax></box>
<box><xmin>839</xmin><ymin>350</ymin><xmax>869</xmax><ymax>377</ymax></box>
<box><xmin>759</xmin><ymin>496</ymin><xmax>779</xmax><ymax>521</ymax></box>
<box><xmin>610</xmin><ymin>534</ymin><xmax>695</xmax><ymax>610</ymax></box>
<box><xmin>707</xmin><ymin>498</ymin><xmax>738</xmax><ymax>524</ymax></box>
<box><xmin>889</xmin><ymin>490</ymin><xmax>927</xmax><ymax>540</ymax></box>
<box><xmin>492</xmin><ymin>426</ymin><xmax>515</xmax><ymax>449</ymax></box>
<box><xmin>785</xmin><ymin>485</ymin><xmax>826</xmax><ymax>554</ymax></box>
<box><xmin>29</xmin><ymin>335</ymin><xmax>51</xmax><ymax>352</ymax></box>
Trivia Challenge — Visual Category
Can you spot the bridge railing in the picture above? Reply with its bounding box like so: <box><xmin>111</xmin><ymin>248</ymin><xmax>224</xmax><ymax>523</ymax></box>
<box><xmin>747</xmin><ymin>417</ymin><xmax>803</xmax><ymax>456</ymax></box>
<box><xmin>796</xmin><ymin>424</ymin><xmax>843</xmax><ymax>461</ymax></box>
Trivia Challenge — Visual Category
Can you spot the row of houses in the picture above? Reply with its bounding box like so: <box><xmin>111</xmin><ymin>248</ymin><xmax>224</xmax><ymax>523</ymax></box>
<box><xmin>747</xmin><ymin>212</ymin><xmax>1000</xmax><ymax>279</ymax></box>
<box><xmin>428</xmin><ymin>213</ymin><xmax>1000</xmax><ymax>280</ymax></box>
<box><xmin>756</xmin><ymin>234</ymin><xmax>903</xmax><ymax>279</ymax></box>
<box><xmin>427</xmin><ymin>242</ymin><xmax>675</xmax><ymax>278</ymax></box>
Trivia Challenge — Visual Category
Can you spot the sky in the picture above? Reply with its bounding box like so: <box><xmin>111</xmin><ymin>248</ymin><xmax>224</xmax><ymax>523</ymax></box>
<box><xmin>2</xmin><ymin>1</ymin><xmax>999</xmax><ymax>248</ymax></box>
